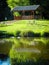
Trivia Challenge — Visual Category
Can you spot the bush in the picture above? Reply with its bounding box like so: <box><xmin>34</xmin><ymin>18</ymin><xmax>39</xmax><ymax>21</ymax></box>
<box><xmin>16</xmin><ymin>31</ymin><xmax>21</xmax><ymax>37</ymax></box>
<box><xmin>0</xmin><ymin>31</ymin><xmax>14</xmax><ymax>38</ymax></box>
<box><xmin>20</xmin><ymin>31</ymin><xmax>41</xmax><ymax>37</ymax></box>
<box><xmin>35</xmin><ymin>33</ymin><xmax>41</xmax><ymax>37</ymax></box>
<box><xmin>43</xmin><ymin>32</ymin><xmax>49</xmax><ymax>37</ymax></box>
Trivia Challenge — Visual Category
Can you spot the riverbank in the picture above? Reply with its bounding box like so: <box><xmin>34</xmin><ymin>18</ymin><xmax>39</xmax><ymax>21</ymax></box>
<box><xmin>0</xmin><ymin>20</ymin><xmax>49</xmax><ymax>37</ymax></box>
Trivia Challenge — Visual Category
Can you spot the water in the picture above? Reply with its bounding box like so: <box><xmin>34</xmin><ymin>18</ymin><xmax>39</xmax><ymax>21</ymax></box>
<box><xmin>0</xmin><ymin>37</ymin><xmax>49</xmax><ymax>65</ymax></box>
<box><xmin>0</xmin><ymin>58</ymin><xmax>10</xmax><ymax>65</ymax></box>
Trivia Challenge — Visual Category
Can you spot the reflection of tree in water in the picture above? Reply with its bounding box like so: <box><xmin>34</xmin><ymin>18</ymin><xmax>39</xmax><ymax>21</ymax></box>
<box><xmin>0</xmin><ymin>0</ymin><xmax>14</xmax><ymax>21</ymax></box>
<box><xmin>0</xmin><ymin>38</ymin><xmax>13</xmax><ymax>55</ymax></box>
<box><xmin>11</xmin><ymin>58</ymin><xmax>49</xmax><ymax>65</ymax></box>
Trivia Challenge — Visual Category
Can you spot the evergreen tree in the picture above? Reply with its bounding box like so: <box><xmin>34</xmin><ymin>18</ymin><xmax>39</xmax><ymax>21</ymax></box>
<box><xmin>29</xmin><ymin>0</ymin><xmax>49</xmax><ymax>19</ymax></box>
<box><xmin>0</xmin><ymin>0</ymin><xmax>14</xmax><ymax>21</ymax></box>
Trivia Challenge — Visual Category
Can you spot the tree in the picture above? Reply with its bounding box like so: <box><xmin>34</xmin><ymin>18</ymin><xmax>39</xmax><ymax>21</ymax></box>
<box><xmin>0</xmin><ymin>0</ymin><xmax>14</xmax><ymax>21</ymax></box>
<box><xmin>29</xmin><ymin>0</ymin><xmax>49</xmax><ymax>19</ymax></box>
<box><xmin>7</xmin><ymin>0</ymin><xmax>30</xmax><ymax>17</ymax></box>
<box><xmin>7</xmin><ymin>0</ymin><xmax>30</xmax><ymax>9</ymax></box>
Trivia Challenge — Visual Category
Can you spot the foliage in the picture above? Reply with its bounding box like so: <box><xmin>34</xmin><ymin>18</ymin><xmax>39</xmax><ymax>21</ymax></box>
<box><xmin>0</xmin><ymin>0</ymin><xmax>14</xmax><ymax>21</ymax></box>
<box><xmin>29</xmin><ymin>0</ymin><xmax>49</xmax><ymax>19</ymax></box>
<box><xmin>7</xmin><ymin>0</ymin><xmax>30</xmax><ymax>9</ymax></box>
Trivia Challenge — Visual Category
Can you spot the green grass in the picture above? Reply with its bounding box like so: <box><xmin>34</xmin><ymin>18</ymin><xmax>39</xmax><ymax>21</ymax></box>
<box><xmin>0</xmin><ymin>20</ymin><xmax>49</xmax><ymax>36</ymax></box>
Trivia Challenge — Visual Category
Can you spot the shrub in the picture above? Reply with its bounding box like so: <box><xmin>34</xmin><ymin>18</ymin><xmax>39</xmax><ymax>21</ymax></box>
<box><xmin>16</xmin><ymin>31</ymin><xmax>21</xmax><ymax>37</ymax></box>
<box><xmin>35</xmin><ymin>33</ymin><xmax>41</xmax><ymax>37</ymax></box>
<box><xmin>0</xmin><ymin>31</ymin><xmax>14</xmax><ymax>38</ymax></box>
<box><xmin>43</xmin><ymin>32</ymin><xmax>49</xmax><ymax>37</ymax></box>
<box><xmin>21</xmin><ymin>31</ymin><xmax>41</xmax><ymax>37</ymax></box>
<box><xmin>20</xmin><ymin>31</ymin><xmax>35</xmax><ymax>37</ymax></box>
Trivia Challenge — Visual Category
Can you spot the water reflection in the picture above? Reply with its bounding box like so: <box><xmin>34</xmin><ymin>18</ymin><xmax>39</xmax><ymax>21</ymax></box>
<box><xmin>0</xmin><ymin>54</ymin><xmax>10</xmax><ymax>65</ymax></box>
<box><xmin>10</xmin><ymin>37</ymin><xmax>49</xmax><ymax>65</ymax></box>
<box><xmin>0</xmin><ymin>38</ymin><xmax>13</xmax><ymax>55</ymax></box>
<box><xmin>0</xmin><ymin>37</ymin><xmax>49</xmax><ymax>65</ymax></box>
<box><xmin>0</xmin><ymin>58</ymin><xmax>10</xmax><ymax>65</ymax></box>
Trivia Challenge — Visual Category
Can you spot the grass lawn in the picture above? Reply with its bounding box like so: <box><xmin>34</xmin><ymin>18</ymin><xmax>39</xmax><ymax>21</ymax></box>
<box><xmin>0</xmin><ymin>20</ymin><xmax>49</xmax><ymax>36</ymax></box>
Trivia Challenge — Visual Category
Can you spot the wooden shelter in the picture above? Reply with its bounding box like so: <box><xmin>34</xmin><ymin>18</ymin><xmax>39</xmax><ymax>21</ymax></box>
<box><xmin>12</xmin><ymin>5</ymin><xmax>42</xmax><ymax>20</ymax></box>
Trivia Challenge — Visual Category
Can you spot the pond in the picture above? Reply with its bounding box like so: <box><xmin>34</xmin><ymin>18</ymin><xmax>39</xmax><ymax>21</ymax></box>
<box><xmin>0</xmin><ymin>37</ymin><xmax>49</xmax><ymax>65</ymax></box>
<box><xmin>0</xmin><ymin>57</ymin><xmax>10</xmax><ymax>65</ymax></box>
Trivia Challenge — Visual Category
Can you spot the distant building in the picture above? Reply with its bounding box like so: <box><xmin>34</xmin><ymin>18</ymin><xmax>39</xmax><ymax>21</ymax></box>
<box><xmin>12</xmin><ymin>5</ymin><xmax>42</xmax><ymax>20</ymax></box>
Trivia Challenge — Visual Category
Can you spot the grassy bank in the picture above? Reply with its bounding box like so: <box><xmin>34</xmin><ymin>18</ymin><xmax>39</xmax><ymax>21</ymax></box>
<box><xmin>0</xmin><ymin>20</ymin><xmax>49</xmax><ymax>37</ymax></box>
